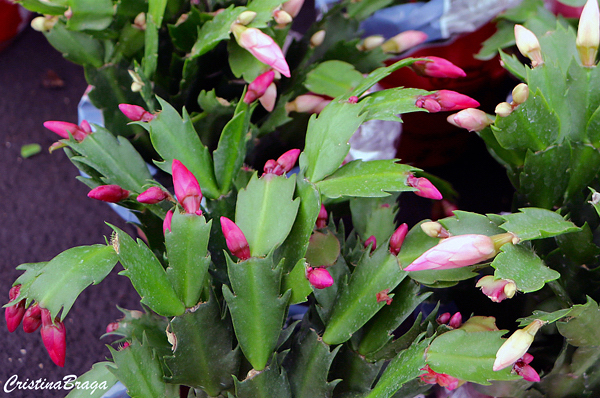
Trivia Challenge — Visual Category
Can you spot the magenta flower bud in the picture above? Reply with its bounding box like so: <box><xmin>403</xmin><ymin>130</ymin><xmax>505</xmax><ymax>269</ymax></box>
<box><xmin>172</xmin><ymin>159</ymin><xmax>203</xmax><ymax>215</ymax></box>
<box><xmin>448</xmin><ymin>312</ymin><xmax>462</xmax><ymax>329</ymax></box>
<box><xmin>118</xmin><ymin>104</ymin><xmax>155</xmax><ymax>122</ymax></box>
<box><xmin>106</xmin><ymin>321</ymin><xmax>119</xmax><ymax>334</ymax></box>
<box><xmin>259</xmin><ymin>82</ymin><xmax>277</xmax><ymax>112</ymax></box>
<box><xmin>22</xmin><ymin>303</ymin><xmax>42</xmax><ymax>333</ymax></box>
<box><xmin>88</xmin><ymin>185</ymin><xmax>130</xmax><ymax>203</ymax></box>
<box><xmin>376</xmin><ymin>289</ymin><xmax>393</xmax><ymax>305</ymax></box>
<box><xmin>163</xmin><ymin>210</ymin><xmax>174</xmax><ymax>235</ymax></box>
<box><xmin>263</xmin><ymin>149</ymin><xmax>301</xmax><ymax>176</ymax></box>
<box><xmin>43</xmin><ymin>120</ymin><xmax>91</xmax><ymax>141</ymax></box>
<box><xmin>220</xmin><ymin>217</ymin><xmax>251</xmax><ymax>260</ymax></box>
<box><xmin>40</xmin><ymin>308</ymin><xmax>66</xmax><ymax>367</ymax></box>
<box><xmin>232</xmin><ymin>25</ymin><xmax>291</xmax><ymax>77</ymax></box>
<box><xmin>447</xmin><ymin>108</ymin><xmax>494</xmax><ymax>132</ymax></box>
<box><xmin>476</xmin><ymin>276</ymin><xmax>517</xmax><ymax>303</ymax></box>
<box><xmin>416</xmin><ymin>90</ymin><xmax>480</xmax><ymax>113</ymax></box>
<box><xmin>512</xmin><ymin>353</ymin><xmax>540</xmax><ymax>382</ymax></box>
<box><xmin>137</xmin><ymin>186</ymin><xmax>169</xmax><ymax>204</ymax></box>
<box><xmin>316</xmin><ymin>204</ymin><xmax>328</xmax><ymax>229</ymax></box>
<box><xmin>5</xmin><ymin>285</ymin><xmax>25</xmax><ymax>333</ymax></box>
<box><xmin>406</xmin><ymin>175</ymin><xmax>443</xmax><ymax>200</ymax></box>
<box><xmin>419</xmin><ymin>365</ymin><xmax>460</xmax><ymax>390</ymax></box>
<box><xmin>389</xmin><ymin>223</ymin><xmax>408</xmax><ymax>255</ymax></box>
<box><xmin>305</xmin><ymin>266</ymin><xmax>334</xmax><ymax>289</ymax></box>
<box><xmin>410</xmin><ymin>56</ymin><xmax>466</xmax><ymax>78</ymax></box>
<box><xmin>404</xmin><ymin>234</ymin><xmax>497</xmax><ymax>272</ymax></box>
<box><xmin>364</xmin><ymin>235</ymin><xmax>377</xmax><ymax>252</ymax></box>
<box><xmin>244</xmin><ymin>70</ymin><xmax>275</xmax><ymax>104</ymax></box>
<box><xmin>281</xmin><ymin>0</ymin><xmax>304</xmax><ymax>18</ymax></box>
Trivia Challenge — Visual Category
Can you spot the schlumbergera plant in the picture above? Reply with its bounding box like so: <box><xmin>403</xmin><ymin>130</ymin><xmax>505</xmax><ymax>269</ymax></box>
<box><xmin>7</xmin><ymin>0</ymin><xmax>600</xmax><ymax>398</ymax></box>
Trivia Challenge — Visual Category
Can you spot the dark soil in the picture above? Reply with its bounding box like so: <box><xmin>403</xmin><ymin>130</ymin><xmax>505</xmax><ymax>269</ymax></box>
<box><xmin>1</xmin><ymin>28</ymin><xmax>140</xmax><ymax>398</ymax></box>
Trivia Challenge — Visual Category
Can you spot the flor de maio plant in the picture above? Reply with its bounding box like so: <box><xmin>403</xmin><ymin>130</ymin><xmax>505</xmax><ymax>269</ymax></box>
<box><xmin>6</xmin><ymin>0</ymin><xmax>600</xmax><ymax>397</ymax></box>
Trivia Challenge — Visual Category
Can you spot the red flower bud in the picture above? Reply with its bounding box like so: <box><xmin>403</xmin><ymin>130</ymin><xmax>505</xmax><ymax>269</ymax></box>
<box><xmin>137</xmin><ymin>186</ymin><xmax>169</xmax><ymax>204</ymax></box>
<box><xmin>244</xmin><ymin>70</ymin><xmax>275</xmax><ymax>104</ymax></box>
<box><xmin>364</xmin><ymin>235</ymin><xmax>377</xmax><ymax>252</ymax></box>
<box><xmin>22</xmin><ymin>303</ymin><xmax>42</xmax><ymax>333</ymax></box>
<box><xmin>415</xmin><ymin>90</ymin><xmax>480</xmax><ymax>113</ymax></box>
<box><xmin>40</xmin><ymin>309</ymin><xmax>66</xmax><ymax>367</ymax></box>
<box><xmin>220</xmin><ymin>217</ymin><xmax>251</xmax><ymax>260</ymax></box>
<box><xmin>316</xmin><ymin>204</ymin><xmax>328</xmax><ymax>229</ymax></box>
<box><xmin>172</xmin><ymin>159</ymin><xmax>203</xmax><ymax>215</ymax></box>
<box><xmin>410</xmin><ymin>56</ymin><xmax>466</xmax><ymax>78</ymax></box>
<box><xmin>43</xmin><ymin>120</ymin><xmax>91</xmax><ymax>141</ymax></box>
<box><xmin>389</xmin><ymin>223</ymin><xmax>408</xmax><ymax>255</ymax></box>
<box><xmin>305</xmin><ymin>266</ymin><xmax>334</xmax><ymax>289</ymax></box>
<box><xmin>88</xmin><ymin>185</ymin><xmax>130</xmax><ymax>203</ymax></box>
<box><xmin>163</xmin><ymin>210</ymin><xmax>174</xmax><ymax>235</ymax></box>
<box><xmin>5</xmin><ymin>285</ymin><xmax>25</xmax><ymax>333</ymax></box>
<box><xmin>406</xmin><ymin>175</ymin><xmax>442</xmax><ymax>200</ymax></box>
<box><xmin>263</xmin><ymin>149</ymin><xmax>301</xmax><ymax>176</ymax></box>
<box><xmin>118</xmin><ymin>104</ymin><xmax>155</xmax><ymax>122</ymax></box>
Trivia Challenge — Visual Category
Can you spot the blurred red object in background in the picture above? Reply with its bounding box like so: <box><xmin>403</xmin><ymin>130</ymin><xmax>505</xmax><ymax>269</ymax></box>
<box><xmin>0</xmin><ymin>0</ymin><xmax>31</xmax><ymax>53</ymax></box>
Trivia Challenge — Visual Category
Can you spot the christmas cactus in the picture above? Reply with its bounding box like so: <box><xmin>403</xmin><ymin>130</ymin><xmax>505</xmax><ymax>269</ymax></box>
<box><xmin>7</xmin><ymin>0</ymin><xmax>600</xmax><ymax>397</ymax></box>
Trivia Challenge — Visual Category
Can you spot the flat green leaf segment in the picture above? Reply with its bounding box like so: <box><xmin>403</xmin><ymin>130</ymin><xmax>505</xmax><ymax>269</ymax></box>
<box><xmin>440</xmin><ymin>211</ymin><xmax>506</xmax><ymax>236</ymax></box>
<box><xmin>19</xmin><ymin>0</ymin><xmax>67</xmax><ymax>14</ymax></box>
<box><xmin>67</xmin><ymin>0</ymin><xmax>114</xmax><ymax>31</ymax></box>
<box><xmin>22</xmin><ymin>245</ymin><xmax>117</xmax><ymax>321</ymax></box>
<box><xmin>305</xmin><ymin>60</ymin><xmax>365</xmax><ymax>97</ymax></box>
<box><xmin>164</xmin><ymin>292</ymin><xmax>240</xmax><ymax>396</ymax></box>
<box><xmin>322</xmin><ymin>245</ymin><xmax>406</xmax><ymax>345</ymax></box>
<box><xmin>112</xmin><ymin>226</ymin><xmax>185</xmax><ymax>317</ymax></box>
<box><xmin>348</xmin><ymin>57</ymin><xmax>423</xmax><ymax>99</ymax></box>
<box><xmin>64</xmin><ymin>362</ymin><xmax>118</xmax><ymax>398</ymax></box>
<box><xmin>492</xmin><ymin>243</ymin><xmax>560</xmax><ymax>293</ymax></box>
<box><xmin>45</xmin><ymin>21</ymin><xmax>104</xmax><ymax>68</ymax></box>
<box><xmin>363</xmin><ymin>87</ymin><xmax>430</xmax><ymax>122</ymax></box>
<box><xmin>235</xmin><ymin>174</ymin><xmax>300</xmax><ymax>257</ymax></box>
<box><xmin>67</xmin><ymin>127</ymin><xmax>152</xmax><ymax>192</ymax></box>
<box><xmin>316</xmin><ymin>160</ymin><xmax>416</xmax><ymax>198</ymax></box>
<box><xmin>165</xmin><ymin>211</ymin><xmax>212</xmax><ymax>308</ymax></box>
<box><xmin>286</xmin><ymin>329</ymin><xmax>341</xmax><ymax>398</ymax></box>
<box><xmin>190</xmin><ymin>6</ymin><xmax>242</xmax><ymax>58</ymax></box>
<box><xmin>213</xmin><ymin>100</ymin><xmax>251</xmax><ymax>194</ymax></box>
<box><xmin>499</xmin><ymin>208</ymin><xmax>580</xmax><ymax>240</ymax></box>
<box><xmin>234</xmin><ymin>352</ymin><xmax>292</xmax><ymax>397</ymax></box>
<box><xmin>108</xmin><ymin>335</ymin><xmax>179</xmax><ymax>398</ymax></box>
<box><xmin>350</xmin><ymin>195</ymin><xmax>398</xmax><ymax>243</ymax></box>
<box><xmin>144</xmin><ymin>97</ymin><xmax>219</xmax><ymax>199</ymax></box>
<box><xmin>281</xmin><ymin>258</ymin><xmax>311</xmax><ymax>304</ymax></box>
<box><xmin>367</xmin><ymin>336</ymin><xmax>431</xmax><ymax>398</ymax></box>
<box><xmin>358</xmin><ymin>278</ymin><xmax>431</xmax><ymax>356</ymax></box>
<box><xmin>557</xmin><ymin>297</ymin><xmax>600</xmax><ymax>347</ymax></box>
<box><xmin>426</xmin><ymin>329</ymin><xmax>518</xmax><ymax>385</ymax></box>
<box><xmin>222</xmin><ymin>255</ymin><xmax>291</xmax><ymax>370</ymax></box>
<box><xmin>301</xmin><ymin>101</ymin><xmax>367</xmax><ymax>183</ymax></box>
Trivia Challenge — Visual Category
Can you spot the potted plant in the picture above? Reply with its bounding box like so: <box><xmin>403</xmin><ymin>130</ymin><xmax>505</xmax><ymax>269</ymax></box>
<box><xmin>6</xmin><ymin>0</ymin><xmax>600</xmax><ymax>397</ymax></box>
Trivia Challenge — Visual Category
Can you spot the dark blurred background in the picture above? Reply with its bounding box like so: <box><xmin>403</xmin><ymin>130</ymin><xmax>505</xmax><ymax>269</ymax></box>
<box><xmin>1</xmin><ymin>26</ymin><xmax>140</xmax><ymax>398</ymax></box>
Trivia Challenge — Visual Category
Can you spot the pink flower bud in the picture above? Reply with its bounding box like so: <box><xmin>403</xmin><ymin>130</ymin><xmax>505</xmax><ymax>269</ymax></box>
<box><xmin>22</xmin><ymin>303</ymin><xmax>42</xmax><ymax>333</ymax></box>
<box><xmin>305</xmin><ymin>266</ymin><xmax>334</xmax><ymax>289</ymax></box>
<box><xmin>415</xmin><ymin>90</ymin><xmax>480</xmax><ymax>113</ymax></box>
<box><xmin>244</xmin><ymin>70</ymin><xmax>275</xmax><ymax>104</ymax></box>
<box><xmin>514</xmin><ymin>25</ymin><xmax>544</xmax><ymax>67</ymax></box>
<box><xmin>437</xmin><ymin>312</ymin><xmax>451</xmax><ymax>325</ymax></box>
<box><xmin>172</xmin><ymin>159</ymin><xmax>203</xmax><ymax>215</ymax></box>
<box><xmin>419</xmin><ymin>365</ymin><xmax>460</xmax><ymax>390</ymax></box>
<box><xmin>389</xmin><ymin>223</ymin><xmax>408</xmax><ymax>255</ymax></box>
<box><xmin>376</xmin><ymin>289</ymin><xmax>393</xmax><ymax>305</ymax></box>
<box><xmin>410</xmin><ymin>56</ymin><xmax>466</xmax><ymax>79</ymax></box>
<box><xmin>576</xmin><ymin>0</ymin><xmax>599</xmax><ymax>66</ymax></box>
<box><xmin>493</xmin><ymin>319</ymin><xmax>544</xmax><ymax>371</ymax></box>
<box><xmin>106</xmin><ymin>322</ymin><xmax>119</xmax><ymax>334</ymax></box>
<box><xmin>163</xmin><ymin>210</ymin><xmax>174</xmax><ymax>235</ymax></box>
<box><xmin>316</xmin><ymin>204</ymin><xmax>328</xmax><ymax>229</ymax></box>
<box><xmin>476</xmin><ymin>276</ymin><xmax>517</xmax><ymax>303</ymax></box>
<box><xmin>404</xmin><ymin>234</ymin><xmax>497</xmax><ymax>271</ymax></box>
<box><xmin>406</xmin><ymin>175</ymin><xmax>443</xmax><ymax>200</ymax></box>
<box><xmin>118</xmin><ymin>104</ymin><xmax>155</xmax><ymax>122</ymax></box>
<box><xmin>364</xmin><ymin>235</ymin><xmax>377</xmax><ymax>252</ymax></box>
<box><xmin>43</xmin><ymin>120</ymin><xmax>91</xmax><ymax>141</ymax></box>
<box><xmin>259</xmin><ymin>82</ymin><xmax>277</xmax><ymax>112</ymax></box>
<box><xmin>137</xmin><ymin>186</ymin><xmax>169</xmax><ymax>204</ymax></box>
<box><xmin>448</xmin><ymin>312</ymin><xmax>462</xmax><ymax>329</ymax></box>
<box><xmin>232</xmin><ymin>25</ymin><xmax>291</xmax><ymax>77</ymax></box>
<box><xmin>263</xmin><ymin>149</ymin><xmax>301</xmax><ymax>176</ymax></box>
<box><xmin>381</xmin><ymin>30</ymin><xmax>428</xmax><ymax>53</ymax></box>
<box><xmin>281</xmin><ymin>0</ymin><xmax>304</xmax><ymax>18</ymax></box>
<box><xmin>285</xmin><ymin>94</ymin><xmax>331</xmax><ymax>114</ymax></box>
<box><xmin>447</xmin><ymin>108</ymin><xmax>493</xmax><ymax>132</ymax></box>
<box><xmin>220</xmin><ymin>217</ymin><xmax>251</xmax><ymax>260</ymax></box>
<box><xmin>5</xmin><ymin>285</ymin><xmax>25</xmax><ymax>333</ymax></box>
<box><xmin>513</xmin><ymin>353</ymin><xmax>540</xmax><ymax>382</ymax></box>
<box><xmin>88</xmin><ymin>185</ymin><xmax>130</xmax><ymax>203</ymax></box>
<box><xmin>40</xmin><ymin>308</ymin><xmax>66</xmax><ymax>367</ymax></box>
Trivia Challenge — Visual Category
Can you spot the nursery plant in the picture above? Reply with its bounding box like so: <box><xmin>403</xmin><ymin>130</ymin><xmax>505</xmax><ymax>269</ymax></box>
<box><xmin>7</xmin><ymin>0</ymin><xmax>600</xmax><ymax>397</ymax></box>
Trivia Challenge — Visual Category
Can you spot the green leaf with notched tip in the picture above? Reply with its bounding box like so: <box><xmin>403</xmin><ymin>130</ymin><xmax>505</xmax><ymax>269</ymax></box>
<box><xmin>492</xmin><ymin>243</ymin><xmax>560</xmax><ymax>293</ymax></box>
<box><xmin>362</xmin><ymin>87</ymin><xmax>430</xmax><ymax>122</ymax></box>
<box><xmin>305</xmin><ymin>61</ymin><xmax>365</xmax><ymax>98</ymax></box>
<box><xmin>112</xmin><ymin>225</ymin><xmax>185</xmax><ymax>317</ymax></box>
<box><xmin>22</xmin><ymin>245</ymin><xmax>117</xmax><ymax>321</ymax></box>
<box><xmin>499</xmin><ymin>207</ymin><xmax>580</xmax><ymax>240</ymax></box>
<box><xmin>557</xmin><ymin>297</ymin><xmax>600</xmax><ymax>347</ymax></box>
